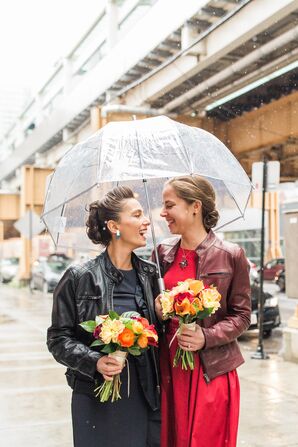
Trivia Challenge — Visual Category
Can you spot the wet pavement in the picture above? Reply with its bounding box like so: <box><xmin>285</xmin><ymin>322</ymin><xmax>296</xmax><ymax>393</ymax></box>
<box><xmin>0</xmin><ymin>282</ymin><xmax>297</xmax><ymax>446</ymax></box>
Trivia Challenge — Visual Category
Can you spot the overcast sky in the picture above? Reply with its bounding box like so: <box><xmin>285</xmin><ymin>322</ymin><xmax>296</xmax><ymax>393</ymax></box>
<box><xmin>0</xmin><ymin>0</ymin><xmax>101</xmax><ymax>93</ymax></box>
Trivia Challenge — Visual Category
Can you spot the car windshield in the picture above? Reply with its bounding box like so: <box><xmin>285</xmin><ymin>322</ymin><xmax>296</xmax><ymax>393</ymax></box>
<box><xmin>1</xmin><ymin>258</ymin><xmax>19</xmax><ymax>266</ymax></box>
<box><xmin>47</xmin><ymin>261</ymin><xmax>70</xmax><ymax>273</ymax></box>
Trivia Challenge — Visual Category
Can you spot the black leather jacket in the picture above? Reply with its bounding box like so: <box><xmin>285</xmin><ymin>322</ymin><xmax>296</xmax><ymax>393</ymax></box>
<box><xmin>47</xmin><ymin>250</ymin><xmax>160</xmax><ymax>410</ymax></box>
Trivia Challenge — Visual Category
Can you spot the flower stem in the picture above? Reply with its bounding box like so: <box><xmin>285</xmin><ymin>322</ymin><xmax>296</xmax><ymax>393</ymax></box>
<box><xmin>94</xmin><ymin>374</ymin><xmax>122</xmax><ymax>403</ymax></box>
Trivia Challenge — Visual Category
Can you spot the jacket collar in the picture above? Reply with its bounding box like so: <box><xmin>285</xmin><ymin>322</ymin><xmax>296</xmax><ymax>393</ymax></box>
<box><xmin>98</xmin><ymin>248</ymin><xmax>156</xmax><ymax>284</ymax></box>
<box><xmin>162</xmin><ymin>230</ymin><xmax>217</xmax><ymax>264</ymax></box>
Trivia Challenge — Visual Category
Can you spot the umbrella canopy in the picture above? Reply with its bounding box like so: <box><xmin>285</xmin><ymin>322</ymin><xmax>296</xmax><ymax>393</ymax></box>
<box><xmin>42</xmin><ymin>115</ymin><xmax>252</xmax><ymax>252</ymax></box>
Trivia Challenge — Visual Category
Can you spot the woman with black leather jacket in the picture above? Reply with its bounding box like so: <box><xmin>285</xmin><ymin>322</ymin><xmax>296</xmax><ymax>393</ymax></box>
<box><xmin>47</xmin><ymin>186</ymin><xmax>161</xmax><ymax>447</ymax></box>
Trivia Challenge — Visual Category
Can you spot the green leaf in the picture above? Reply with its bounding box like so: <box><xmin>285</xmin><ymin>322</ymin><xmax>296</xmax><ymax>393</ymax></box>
<box><xmin>79</xmin><ymin>321</ymin><xmax>96</xmax><ymax>333</ymax></box>
<box><xmin>124</xmin><ymin>320</ymin><xmax>133</xmax><ymax>330</ymax></box>
<box><xmin>101</xmin><ymin>344</ymin><xmax>116</xmax><ymax>354</ymax></box>
<box><xmin>128</xmin><ymin>347</ymin><xmax>142</xmax><ymax>356</ymax></box>
<box><xmin>197</xmin><ymin>308</ymin><xmax>213</xmax><ymax>320</ymax></box>
<box><xmin>90</xmin><ymin>340</ymin><xmax>104</xmax><ymax>347</ymax></box>
<box><xmin>109</xmin><ymin>310</ymin><xmax>119</xmax><ymax>320</ymax></box>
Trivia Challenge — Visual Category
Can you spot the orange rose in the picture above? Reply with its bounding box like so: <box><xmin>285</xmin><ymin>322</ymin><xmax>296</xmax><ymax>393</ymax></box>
<box><xmin>175</xmin><ymin>298</ymin><xmax>191</xmax><ymax>316</ymax></box>
<box><xmin>187</xmin><ymin>280</ymin><xmax>204</xmax><ymax>296</ymax></box>
<box><xmin>118</xmin><ymin>328</ymin><xmax>135</xmax><ymax>347</ymax></box>
<box><xmin>137</xmin><ymin>334</ymin><xmax>149</xmax><ymax>348</ymax></box>
<box><xmin>190</xmin><ymin>297</ymin><xmax>203</xmax><ymax>313</ymax></box>
<box><xmin>144</xmin><ymin>326</ymin><xmax>158</xmax><ymax>346</ymax></box>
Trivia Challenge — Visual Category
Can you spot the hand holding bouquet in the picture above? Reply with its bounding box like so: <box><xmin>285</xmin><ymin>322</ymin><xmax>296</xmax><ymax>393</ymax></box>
<box><xmin>160</xmin><ymin>279</ymin><xmax>221</xmax><ymax>370</ymax></box>
<box><xmin>80</xmin><ymin>311</ymin><xmax>158</xmax><ymax>402</ymax></box>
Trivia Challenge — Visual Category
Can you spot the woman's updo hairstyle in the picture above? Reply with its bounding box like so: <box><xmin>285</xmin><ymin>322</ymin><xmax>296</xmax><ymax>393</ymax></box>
<box><xmin>86</xmin><ymin>186</ymin><xmax>134</xmax><ymax>246</ymax></box>
<box><xmin>166</xmin><ymin>175</ymin><xmax>220</xmax><ymax>231</ymax></box>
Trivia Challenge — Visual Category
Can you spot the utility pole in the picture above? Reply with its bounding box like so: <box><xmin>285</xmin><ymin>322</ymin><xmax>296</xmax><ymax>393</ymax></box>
<box><xmin>252</xmin><ymin>156</ymin><xmax>269</xmax><ymax>360</ymax></box>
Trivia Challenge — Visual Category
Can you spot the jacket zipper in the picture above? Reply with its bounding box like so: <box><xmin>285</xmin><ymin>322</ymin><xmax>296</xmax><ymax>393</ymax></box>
<box><xmin>200</xmin><ymin>271</ymin><xmax>230</xmax><ymax>277</ymax></box>
<box><xmin>199</xmin><ymin>352</ymin><xmax>210</xmax><ymax>383</ymax></box>
<box><xmin>109</xmin><ymin>282</ymin><xmax>115</xmax><ymax>310</ymax></box>
<box><xmin>196</xmin><ymin>258</ymin><xmax>210</xmax><ymax>383</ymax></box>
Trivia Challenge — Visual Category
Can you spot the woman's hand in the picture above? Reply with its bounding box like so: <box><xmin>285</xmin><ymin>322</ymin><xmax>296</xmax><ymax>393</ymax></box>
<box><xmin>177</xmin><ymin>324</ymin><xmax>205</xmax><ymax>351</ymax></box>
<box><xmin>96</xmin><ymin>356</ymin><xmax>124</xmax><ymax>381</ymax></box>
<box><xmin>155</xmin><ymin>294</ymin><xmax>163</xmax><ymax>322</ymax></box>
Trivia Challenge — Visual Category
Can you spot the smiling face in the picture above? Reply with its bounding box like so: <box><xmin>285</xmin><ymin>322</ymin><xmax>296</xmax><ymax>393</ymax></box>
<box><xmin>114</xmin><ymin>198</ymin><xmax>150</xmax><ymax>250</ymax></box>
<box><xmin>161</xmin><ymin>185</ymin><xmax>199</xmax><ymax>235</ymax></box>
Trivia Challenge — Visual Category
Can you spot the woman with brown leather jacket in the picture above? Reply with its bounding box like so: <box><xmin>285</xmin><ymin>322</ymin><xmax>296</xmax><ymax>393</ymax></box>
<box><xmin>47</xmin><ymin>186</ymin><xmax>160</xmax><ymax>447</ymax></box>
<box><xmin>154</xmin><ymin>175</ymin><xmax>251</xmax><ymax>447</ymax></box>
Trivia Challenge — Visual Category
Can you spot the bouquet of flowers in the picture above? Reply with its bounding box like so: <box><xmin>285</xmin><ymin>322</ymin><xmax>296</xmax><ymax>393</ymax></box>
<box><xmin>160</xmin><ymin>279</ymin><xmax>221</xmax><ymax>370</ymax></box>
<box><xmin>80</xmin><ymin>311</ymin><xmax>158</xmax><ymax>402</ymax></box>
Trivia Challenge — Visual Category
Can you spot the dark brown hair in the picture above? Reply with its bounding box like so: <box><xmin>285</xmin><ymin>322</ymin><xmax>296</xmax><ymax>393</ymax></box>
<box><xmin>86</xmin><ymin>186</ymin><xmax>134</xmax><ymax>246</ymax></box>
<box><xmin>166</xmin><ymin>175</ymin><xmax>219</xmax><ymax>231</ymax></box>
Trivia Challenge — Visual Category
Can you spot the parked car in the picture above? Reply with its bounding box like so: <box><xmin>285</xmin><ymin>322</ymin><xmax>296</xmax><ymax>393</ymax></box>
<box><xmin>275</xmin><ymin>268</ymin><xmax>285</xmax><ymax>292</ymax></box>
<box><xmin>262</xmin><ymin>257</ymin><xmax>285</xmax><ymax>281</ymax></box>
<box><xmin>248</xmin><ymin>259</ymin><xmax>259</xmax><ymax>286</ymax></box>
<box><xmin>0</xmin><ymin>257</ymin><xmax>19</xmax><ymax>283</ymax></box>
<box><xmin>31</xmin><ymin>255</ymin><xmax>72</xmax><ymax>293</ymax></box>
<box><xmin>249</xmin><ymin>284</ymin><xmax>281</xmax><ymax>337</ymax></box>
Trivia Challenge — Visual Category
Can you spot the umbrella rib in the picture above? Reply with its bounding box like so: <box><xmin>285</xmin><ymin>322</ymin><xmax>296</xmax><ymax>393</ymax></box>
<box><xmin>41</xmin><ymin>172</ymin><xmax>55</xmax><ymax>217</ymax></box>
<box><xmin>41</xmin><ymin>216</ymin><xmax>59</xmax><ymax>248</ymax></box>
<box><xmin>41</xmin><ymin>184</ymin><xmax>97</xmax><ymax>218</ymax></box>
<box><xmin>243</xmin><ymin>185</ymin><xmax>254</xmax><ymax>214</ymax></box>
<box><xmin>216</xmin><ymin>214</ymin><xmax>245</xmax><ymax>231</ymax></box>
<box><xmin>96</xmin><ymin>136</ymin><xmax>102</xmax><ymax>185</ymax></box>
<box><xmin>224</xmin><ymin>181</ymin><xmax>247</xmax><ymax>217</ymax></box>
<box><xmin>176</xmin><ymin>124</ymin><xmax>193</xmax><ymax>173</ymax></box>
<box><xmin>133</xmin><ymin>121</ymin><xmax>164</xmax><ymax>288</ymax></box>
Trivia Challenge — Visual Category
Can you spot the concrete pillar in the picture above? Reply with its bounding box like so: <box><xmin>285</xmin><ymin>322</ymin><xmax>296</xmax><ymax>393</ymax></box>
<box><xmin>0</xmin><ymin>221</ymin><xmax>4</xmax><ymax>242</ymax></box>
<box><xmin>283</xmin><ymin>305</ymin><xmax>298</xmax><ymax>363</ymax></box>
<box><xmin>35</xmin><ymin>93</ymin><xmax>43</xmax><ymax>125</ymax></box>
<box><xmin>106</xmin><ymin>0</ymin><xmax>118</xmax><ymax>51</ymax></box>
<box><xmin>63</xmin><ymin>57</ymin><xmax>73</xmax><ymax>96</ymax></box>
<box><xmin>90</xmin><ymin>106</ymin><xmax>102</xmax><ymax>132</ymax></box>
<box><xmin>181</xmin><ymin>22</ymin><xmax>206</xmax><ymax>57</ymax></box>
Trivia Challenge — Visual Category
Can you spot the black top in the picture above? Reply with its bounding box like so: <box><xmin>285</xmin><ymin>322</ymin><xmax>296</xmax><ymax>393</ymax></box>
<box><xmin>113</xmin><ymin>269</ymin><xmax>138</xmax><ymax>314</ymax></box>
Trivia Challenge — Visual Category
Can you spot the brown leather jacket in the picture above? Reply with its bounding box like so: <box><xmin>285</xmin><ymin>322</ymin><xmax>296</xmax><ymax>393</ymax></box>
<box><xmin>155</xmin><ymin>230</ymin><xmax>251</xmax><ymax>382</ymax></box>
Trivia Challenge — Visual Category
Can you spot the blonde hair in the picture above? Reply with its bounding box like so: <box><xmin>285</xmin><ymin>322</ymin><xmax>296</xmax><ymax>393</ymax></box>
<box><xmin>166</xmin><ymin>175</ymin><xmax>219</xmax><ymax>231</ymax></box>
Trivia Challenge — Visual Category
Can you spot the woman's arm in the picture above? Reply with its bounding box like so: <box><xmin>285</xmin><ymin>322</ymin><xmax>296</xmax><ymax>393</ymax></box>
<box><xmin>201</xmin><ymin>247</ymin><xmax>251</xmax><ymax>349</ymax></box>
<box><xmin>47</xmin><ymin>268</ymin><xmax>102</xmax><ymax>380</ymax></box>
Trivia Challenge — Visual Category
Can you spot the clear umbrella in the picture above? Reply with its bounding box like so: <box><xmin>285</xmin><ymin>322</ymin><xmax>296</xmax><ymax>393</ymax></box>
<box><xmin>41</xmin><ymin>116</ymin><xmax>252</xmax><ymax>288</ymax></box>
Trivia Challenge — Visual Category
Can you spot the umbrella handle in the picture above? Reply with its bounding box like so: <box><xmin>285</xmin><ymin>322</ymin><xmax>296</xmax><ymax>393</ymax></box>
<box><xmin>158</xmin><ymin>277</ymin><xmax>165</xmax><ymax>294</ymax></box>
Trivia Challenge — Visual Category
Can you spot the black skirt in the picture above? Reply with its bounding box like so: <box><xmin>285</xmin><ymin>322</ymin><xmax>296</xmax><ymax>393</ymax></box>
<box><xmin>71</xmin><ymin>270</ymin><xmax>160</xmax><ymax>446</ymax></box>
<box><xmin>71</xmin><ymin>357</ymin><xmax>160</xmax><ymax>447</ymax></box>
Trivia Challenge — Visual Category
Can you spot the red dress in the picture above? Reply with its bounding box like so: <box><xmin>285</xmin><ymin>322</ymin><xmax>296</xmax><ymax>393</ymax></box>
<box><xmin>160</xmin><ymin>247</ymin><xmax>240</xmax><ymax>447</ymax></box>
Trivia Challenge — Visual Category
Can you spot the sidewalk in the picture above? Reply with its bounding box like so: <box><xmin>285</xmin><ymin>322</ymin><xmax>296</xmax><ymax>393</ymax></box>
<box><xmin>238</xmin><ymin>349</ymin><xmax>298</xmax><ymax>447</ymax></box>
<box><xmin>0</xmin><ymin>284</ymin><xmax>298</xmax><ymax>446</ymax></box>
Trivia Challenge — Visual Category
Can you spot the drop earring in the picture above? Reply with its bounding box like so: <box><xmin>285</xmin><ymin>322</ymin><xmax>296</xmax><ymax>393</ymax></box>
<box><xmin>116</xmin><ymin>229</ymin><xmax>121</xmax><ymax>239</ymax></box>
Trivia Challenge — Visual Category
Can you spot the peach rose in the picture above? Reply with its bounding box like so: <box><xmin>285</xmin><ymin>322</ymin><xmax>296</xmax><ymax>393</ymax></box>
<box><xmin>187</xmin><ymin>280</ymin><xmax>204</xmax><ymax>296</ymax></box>
<box><xmin>200</xmin><ymin>287</ymin><xmax>221</xmax><ymax>312</ymax></box>
<box><xmin>137</xmin><ymin>334</ymin><xmax>149</xmax><ymax>348</ymax></box>
<box><xmin>132</xmin><ymin>321</ymin><xmax>144</xmax><ymax>334</ymax></box>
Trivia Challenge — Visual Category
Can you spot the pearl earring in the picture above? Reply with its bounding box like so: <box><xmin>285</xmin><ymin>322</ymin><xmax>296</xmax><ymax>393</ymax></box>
<box><xmin>116</xmin><ymin>229</ymin><xmax>121</xmax><ymax>239</ymax></box>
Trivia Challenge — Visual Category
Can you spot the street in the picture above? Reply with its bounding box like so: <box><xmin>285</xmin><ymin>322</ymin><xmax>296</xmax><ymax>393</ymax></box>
<box><xmin>0</xmin><ymin>283</ymin><xmax>297</xmax><ymax>447</ymax></box>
